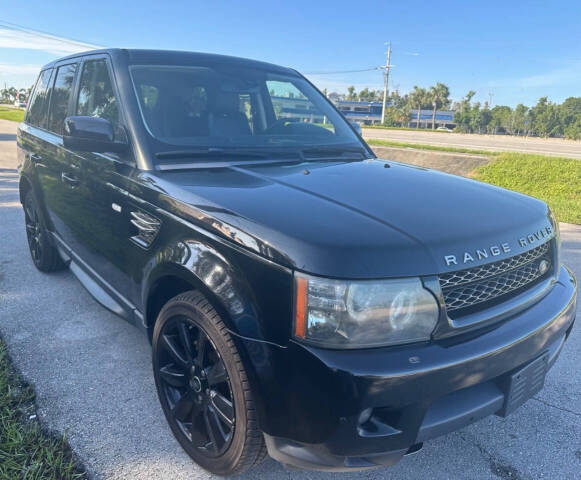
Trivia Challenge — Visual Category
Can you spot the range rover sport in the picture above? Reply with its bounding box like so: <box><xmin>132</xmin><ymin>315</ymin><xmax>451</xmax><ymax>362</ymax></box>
<box><xmin>17</xmin><ymin>49</ymin><xmax>577</xmax><ymax>475</ymax></box>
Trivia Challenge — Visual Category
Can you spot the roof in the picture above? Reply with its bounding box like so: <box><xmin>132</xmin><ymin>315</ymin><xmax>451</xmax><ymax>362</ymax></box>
<box><xmin>41</xmin><ymin>48</ymin><xmax>296</xmax><ymax>75</ymax></box>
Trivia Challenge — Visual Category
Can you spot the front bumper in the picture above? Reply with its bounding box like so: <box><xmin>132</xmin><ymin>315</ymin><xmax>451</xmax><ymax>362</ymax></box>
<box><xmin>261</xmin><ymin>266</ymin><xmax>577</xmax><ymax>471</ymax></box>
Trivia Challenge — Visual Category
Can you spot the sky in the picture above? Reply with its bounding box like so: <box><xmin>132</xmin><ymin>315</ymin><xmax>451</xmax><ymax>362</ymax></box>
<box><xmin>0</xmin><ymin>0</ymin><xmax>580</xmax><ymax>107</ymax></box>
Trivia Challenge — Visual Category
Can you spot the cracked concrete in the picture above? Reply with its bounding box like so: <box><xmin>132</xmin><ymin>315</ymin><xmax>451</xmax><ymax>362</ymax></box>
<box><xmin>1</xmin><ymin>118</ymin><xmax>580</xmax><ymax>478</ymax></box>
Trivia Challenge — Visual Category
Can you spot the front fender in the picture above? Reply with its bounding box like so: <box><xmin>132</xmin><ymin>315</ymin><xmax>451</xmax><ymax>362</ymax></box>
<box><xmin>142</xmin><ymin>237</ymin><xmax>294</xmax><ymax>435</ymax></box>
<box><xmin>142</xmin><ymin>237</ymin><xmax>292</xmax><ymax>346</ymax></box>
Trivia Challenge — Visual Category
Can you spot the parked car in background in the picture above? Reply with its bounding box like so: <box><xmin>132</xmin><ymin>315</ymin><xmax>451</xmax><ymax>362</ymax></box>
<box><xmin>17</xmin><ymin>49</ymin><xmax>577</xmax><ymax>475</ymax></box>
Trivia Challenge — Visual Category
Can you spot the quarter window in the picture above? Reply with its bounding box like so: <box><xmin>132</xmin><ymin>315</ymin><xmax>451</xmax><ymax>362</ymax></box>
<box><xmin>76</xmin><ymin>59</ymin><xmax>119</xmax><ymax>125</ymax></box>
<box><xmin>26</xmin><ymin>69</ymin><xmax>53</xmax><ymax>128</ymax></box>
<box><xmin>48</xmin><ymin>64</ymin><xmax>77</xmax><ymax>135</ymax></box>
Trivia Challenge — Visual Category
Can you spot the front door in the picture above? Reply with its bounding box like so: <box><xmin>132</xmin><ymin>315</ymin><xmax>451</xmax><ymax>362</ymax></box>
<box><xmin>66</xmin><ymin>55</ymin><xmax>144</xmax><ymax>305</ymax></box>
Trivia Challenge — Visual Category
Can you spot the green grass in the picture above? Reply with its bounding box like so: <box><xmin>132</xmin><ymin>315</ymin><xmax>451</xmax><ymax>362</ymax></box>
<box><xmin>365</xmin><ymin>124</ymin><xmax>453</xmax><ymax>133</ymax></box>
<box><xmin>473</xmin><ymin>153</ymin><xmax>581</xmax><ymax>225</ymax></box>
<box><xmin>366</xmin><ymin>138</ymin><xmax>491</xmax><ymax>156</ymax></box>
<box><xmin>0</xmin><ymin>342</ymin><xmax>86</xmax><ymax>480</ymax></box>
<box><xmin>0</xmin><ymin>106</ymin><xmax>25</xmax><ymax>123</ymax></box>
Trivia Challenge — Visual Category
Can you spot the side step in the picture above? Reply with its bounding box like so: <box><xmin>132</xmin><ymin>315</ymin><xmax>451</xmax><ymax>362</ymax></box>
<box><xmin>69</xmin><ymin>261</ymin><xmax>129</xmax><ymax>319</ymax></box>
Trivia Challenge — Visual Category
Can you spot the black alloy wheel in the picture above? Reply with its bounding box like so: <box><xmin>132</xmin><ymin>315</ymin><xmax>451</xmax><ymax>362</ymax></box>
<box><xmin>152</xmin><ymin>291</ymin><xmax>266</xmax><ymax>475</ymax></box>
<box><xmin>24</xmin><ymin>192</ymin><xmax>43</xmax><ymax>264</ymax></box>
<box><xmin>157</xmin><ymin>315</ymin><xmax>235</xmax><ymax>456</ymax></box>
<box><xmin>23</xmin><ymin>190</ymin><xmax>64</xmax><ymax>272</ymax></box>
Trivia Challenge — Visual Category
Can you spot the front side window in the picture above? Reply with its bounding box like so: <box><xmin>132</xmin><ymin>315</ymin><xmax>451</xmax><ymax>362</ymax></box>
<box><xmin>77</xmin><ymin>59</ymin><xmax>119</xmax><ymax>125</ymax></box>
<box><xmin>130</xmin><ymin>64</ymin><xmax>365</xmax><ymax>162</ymax></box>
<box><xmin>26</xmin><ymin>69</ymin><xmax>53</xmax><ymax>128</ymax></box>
<box><xmin>48</xmin><ymin>63</ymin><xmax>77</xmax><ymax>135</ymax></box>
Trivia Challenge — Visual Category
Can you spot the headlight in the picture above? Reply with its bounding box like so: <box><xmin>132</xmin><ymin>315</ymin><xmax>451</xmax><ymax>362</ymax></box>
<box><xmin>294</xmin><ymin>273</ymin><xmax>439</xmax><ymax>348</ymax></box>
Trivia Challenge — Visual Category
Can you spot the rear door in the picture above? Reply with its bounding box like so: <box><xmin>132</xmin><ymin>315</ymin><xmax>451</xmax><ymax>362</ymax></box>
<box><xmin>38</xmin><ymin>62</ymin><xmax>83</xmax><ymax>252</ymax></box>
<box><xmin>18</xmin><ymin>68</ymin><xmax>54</xmax><ymax>211</ymax></box>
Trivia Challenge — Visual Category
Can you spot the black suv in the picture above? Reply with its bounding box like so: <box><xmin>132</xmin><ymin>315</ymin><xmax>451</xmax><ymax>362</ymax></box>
<box><xmin>17</xmin><ymin>49</ymin><xmax>577</xmax><ymax>475</ymax></box>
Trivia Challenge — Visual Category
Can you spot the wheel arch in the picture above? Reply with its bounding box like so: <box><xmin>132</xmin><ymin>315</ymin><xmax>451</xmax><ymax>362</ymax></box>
<box><xmin>142</xmin><ymin>239</ymin><xmax>267</xmax><ymax>344</ymax></box>
<box><xmin>18</xmin><ymin>173</ymin><xmax>33</xmax><ymax>204</ymax></box>
<box><xmin>143</xmin><ymin>253</ymin><xmax>276</xmax><ymax>435</ymax></box>
<box><xmin>144</xmin><ymin>264</ymin><xmax>233</xmax><ymax>343</ymax></box>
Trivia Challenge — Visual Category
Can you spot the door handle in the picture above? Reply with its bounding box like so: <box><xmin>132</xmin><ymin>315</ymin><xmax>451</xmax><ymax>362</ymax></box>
<box><xmin>30</xmin><ymin>153</ymin><xmax>42</xmax><ymax>163</ymax></box>
<box><xmin>61</xmin><ymin>172</ymin><xmax>80</xmax><ymax>187</ymax></box>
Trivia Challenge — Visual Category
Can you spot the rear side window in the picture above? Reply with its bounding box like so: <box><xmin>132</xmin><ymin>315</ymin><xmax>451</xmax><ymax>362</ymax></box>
<box><xmin>48</xmin><ymin>63</ymin><xmax>77</xmax><ymax>135</ymax></box>
<box><xmin>26</xmin><ymin>69</ymin><xmax>53</xmax><ymax>128</ymax></box>
<box><xmin>76</xmin><ymin>59</ymin><xmax>119</xmax><ymax>125</ymax></box>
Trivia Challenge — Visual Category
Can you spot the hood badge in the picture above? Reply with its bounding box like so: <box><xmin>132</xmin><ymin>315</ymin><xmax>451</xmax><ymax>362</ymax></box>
<box><xmin>444</xmin><ymin>226</ymin><xmax>553</xmax><ymax>267</ymax></box>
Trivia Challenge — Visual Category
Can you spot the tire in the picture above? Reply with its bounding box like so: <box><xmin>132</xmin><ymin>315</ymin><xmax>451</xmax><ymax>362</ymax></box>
<box><xmin>23</xmin><ymin>189</ymin><xmax>65</xmax><ymax>272</ymax></box>
<box><xmin>152</xmin><ymin>290</ymin><xmax>266</xmax><ymax>475</ymax></box>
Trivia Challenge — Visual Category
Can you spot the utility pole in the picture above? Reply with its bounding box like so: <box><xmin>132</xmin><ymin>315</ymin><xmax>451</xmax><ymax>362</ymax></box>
<box><xmin>381</xmin><ymin>42</ymin><xmax>392</xmax><ymax>125</ymax></box>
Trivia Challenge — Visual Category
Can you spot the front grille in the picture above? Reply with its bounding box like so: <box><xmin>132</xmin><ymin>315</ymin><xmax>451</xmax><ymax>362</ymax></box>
<box><xmin>440</xmin><ymin>241</ymin><xmax>552</xmax><ymax>318</ymax></box>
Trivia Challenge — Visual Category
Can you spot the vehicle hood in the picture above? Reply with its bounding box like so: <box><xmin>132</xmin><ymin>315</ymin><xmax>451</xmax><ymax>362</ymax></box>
<box><xmin>149</xmin><ymin>158</ymin><xmax>553</xmax><ymax>278</ymax></box>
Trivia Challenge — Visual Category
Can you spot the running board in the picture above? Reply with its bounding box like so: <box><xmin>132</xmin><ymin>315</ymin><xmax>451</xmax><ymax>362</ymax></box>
<box><xmin>69</xmin><ymin>261</ymin><xmax>129</xmax><ymax>319</ymax></box>
<box><xmin>51</xmin><ymin>232</ymin><xmax>143</xmax><ymax>328</ymax></box>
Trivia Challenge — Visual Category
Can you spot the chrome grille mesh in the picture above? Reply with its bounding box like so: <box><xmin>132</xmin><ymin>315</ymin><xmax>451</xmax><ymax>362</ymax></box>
<box><xmin>440</xmin><ymin>242</ymin><xmax>552</xmax><ymax>315</ymax></box>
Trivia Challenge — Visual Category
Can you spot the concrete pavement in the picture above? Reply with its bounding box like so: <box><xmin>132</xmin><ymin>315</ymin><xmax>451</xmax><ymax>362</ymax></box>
<box><xmin>363</xmin><ymin>128</ymin><xmax>581</xmax><ymax>159</ymax></box>
<box><xmin>1</xmin><ymin>118</ymin><xmax>580</xmax><ymax>479</ymax></box>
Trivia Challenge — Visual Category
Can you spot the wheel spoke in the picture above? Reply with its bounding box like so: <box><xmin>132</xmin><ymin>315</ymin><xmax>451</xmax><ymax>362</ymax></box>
<box><xmin>189</xmin><ymin>402</ymin><xmax>205</xmax><ymax>445</ymax></box>
<box><xmin>210</xmin><ymin>391</ymin><xmax>234</xmax><ymax>426</ymax></box>
<box><xmin>159</xmin><ymin>364</ymin><xmax>187</xmax><ymax>388</ymax></box>
<box><xmin>162</xmin><ymin>333</ymin><xmax>188</xmax><ymax>368</ymax></box>
<box><xmin>204</xmin><ymin>407</ymin><xmax>226</xmax><ymax>452</ymax></box>
<box><xmin>33</xmin><ymin>242</ymin><xmax>41</xmax><ymax>261</ymax></box>
<box><xmin>205</xmin><ymin>362</ymin><xmax>228</xmax><ymax>386</ymax></box>
<box><xmin>172</xmin><ymin>392</ymin><xmax>194</xmax><ymax>422</ymax></box>
<box><xmin>195</xmin><ymin>329</ymin><xmax>207</xmax><ymax>366</ymax></box>
<box><xmin>177</xmin><ymin>322</ymin><xmax>193</xmax><ymax>363</ymax></box>
<box><xmin>25</xmin><ymin>204</ymin><xmax>36</xmax><ymax>223</ymax></box>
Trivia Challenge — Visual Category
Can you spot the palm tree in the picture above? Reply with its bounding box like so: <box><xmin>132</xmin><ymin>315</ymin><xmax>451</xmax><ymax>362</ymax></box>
<box><xmin>347</xmin><ymin>86</ymin><xmax>356</xmax><ymax>101</ymax></box>
<box><xmin>429</xmin><ymin>83</ymin><xmax>450</xmax><ymax>129</ymax></box>
<box><xmin>409</xmin><ymin>86</ymin><xmax>427</xmax><ymax>129</ymax></box>
<box><xmin>394</xmin><ymin>106</ymin><xmax>411</xmax><ymax>126</ymax></box>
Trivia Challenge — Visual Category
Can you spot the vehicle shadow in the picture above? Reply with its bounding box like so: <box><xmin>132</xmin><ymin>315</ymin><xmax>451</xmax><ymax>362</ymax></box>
<box><xmin>0</xmin><ymin>133</ymin><xmax>17</xmax><ymax>142</ymax></box>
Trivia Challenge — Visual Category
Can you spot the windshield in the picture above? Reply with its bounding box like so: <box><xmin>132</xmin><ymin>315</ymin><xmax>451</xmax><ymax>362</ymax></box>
<box><xmin>129</xmin><ymin>64</ymin><xmax>366</xmax><ymax>161</ymax></box>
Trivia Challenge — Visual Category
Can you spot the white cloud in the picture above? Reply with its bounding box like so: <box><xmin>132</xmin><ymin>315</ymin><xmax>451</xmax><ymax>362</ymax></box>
<box><xmin>0</xmin><ymin>63</ymin><xmax>42</xmax><ymax>75</ymax></box>
<box><xmin>0</xmin><ymin>27</ymin><xmax>101</xmax><ymax>55</ymax></box>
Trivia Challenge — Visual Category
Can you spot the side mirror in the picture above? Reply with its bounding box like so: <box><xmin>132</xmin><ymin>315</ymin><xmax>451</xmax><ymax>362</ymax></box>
<box><xmin>63</xmin><ymin>116</ymin><xmax>127</xmax><ymax>153</ymax></box>
<box><xmin>350</xmin><ymin>121</ymin><xmax>362</xmax><ymax>135</ymax></box>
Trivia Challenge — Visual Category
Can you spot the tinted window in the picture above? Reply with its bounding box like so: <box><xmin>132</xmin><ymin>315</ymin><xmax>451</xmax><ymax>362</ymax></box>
<box><xmin>266</xmin><ymin>80</ymin><xmax>333</xmax><ymax>133</ymax></box>
<box><xmin>76</xmin><ymin>59</ymin><xmax>119</xmax><ymax>125</ymax></box>
<box><xmin>48</xmin><ymin>64</ymin><xmax>77</xmax><ymax>135</ymax></box>
<box><xmin>26</xmin><ymin>69</ymin><xmax>53</xmax><ymax>128</ymax></box>
<box><xmin>130</xmin><ymin>65</ymin><xmax>361</xmax><ymax>152</ymax></box>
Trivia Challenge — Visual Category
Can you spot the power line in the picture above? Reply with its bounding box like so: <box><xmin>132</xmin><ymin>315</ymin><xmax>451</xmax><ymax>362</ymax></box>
<box><xmin>0</xmin><ymin>19</ymin><xmax>102</xmax><ymax>49</ymax></box>
<box><xmin>304</xmin><ymin>66</ymin><xmax>383</xmax><ymax>75</ymax></box>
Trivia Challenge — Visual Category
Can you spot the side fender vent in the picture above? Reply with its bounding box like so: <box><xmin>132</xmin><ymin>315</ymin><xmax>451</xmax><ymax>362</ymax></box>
<box><xmin>130</xmin><ymin>210</ymin><xmax>161</xmax><ymax>248</ymax></box>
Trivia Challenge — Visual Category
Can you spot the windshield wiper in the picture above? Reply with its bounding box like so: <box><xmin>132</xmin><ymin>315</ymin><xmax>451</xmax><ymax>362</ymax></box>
<box><xmin>155</xmin><ymin>147</ymin><xmax>271</xmax><ymax>161</ymax></box>
<box><xmin>300</xmin><ymin>145</ymin><xmax>370</xmax><ymax>159</ymax></box>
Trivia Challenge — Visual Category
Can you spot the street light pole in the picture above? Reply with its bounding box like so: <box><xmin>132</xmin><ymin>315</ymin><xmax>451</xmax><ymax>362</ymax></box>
<box><xmin>381</xmin><ymin>42</ymin><xmax>392</xmax><ymax>125</ymax></box>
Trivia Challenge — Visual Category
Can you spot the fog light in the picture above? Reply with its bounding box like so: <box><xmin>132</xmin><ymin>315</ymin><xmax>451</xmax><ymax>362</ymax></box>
<box><xmin>358</xmin><ymin>408</ymin><xmax>372</xmax><ymax>425</ymax></box>
<box><xmin>539</xmin><ymin>259</ymin><xmax>550</xmax><ymax>275</ymax></box>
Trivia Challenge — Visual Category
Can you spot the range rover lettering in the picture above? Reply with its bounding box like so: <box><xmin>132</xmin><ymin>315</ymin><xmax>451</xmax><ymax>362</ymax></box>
<box><xmin>17</xmin><ymin>49</ymin><xmax>577</xmax><ymax>475</ymax></box>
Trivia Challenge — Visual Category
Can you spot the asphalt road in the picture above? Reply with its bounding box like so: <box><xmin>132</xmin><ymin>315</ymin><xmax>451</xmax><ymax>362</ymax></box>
<box><xmin>363</xmin><ymin>128</ymin><xmax>581</xmax><ymax>159</ymax></box>
<box><xmin>1</xmin><ymin>118</ymin><xmax>580</xmax><ymax>479</ymax></box>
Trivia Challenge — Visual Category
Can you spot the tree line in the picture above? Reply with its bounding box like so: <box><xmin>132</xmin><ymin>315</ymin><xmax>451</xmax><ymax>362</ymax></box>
<box><xmin>0</xmin><ymin>87</ymin><xmax>30</xmax><ymax>104</ymax></box>
<box><xmin>330</xmin><ymin>84</ymin><xmax>581</xmax><ymax>140</ymax></box>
